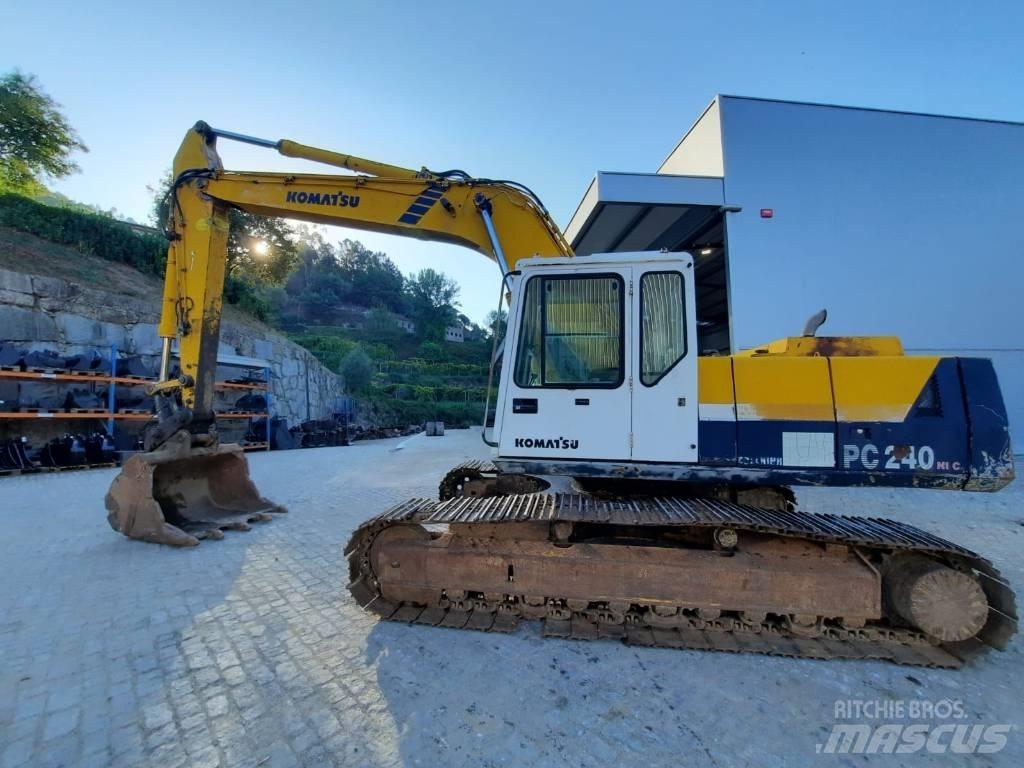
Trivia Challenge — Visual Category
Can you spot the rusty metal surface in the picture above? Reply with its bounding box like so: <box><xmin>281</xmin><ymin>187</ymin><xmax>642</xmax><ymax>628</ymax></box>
<box><xmin>884</xmin><ymin>554</ymin><xmax>990</xmax><ymax>643</ymax></box>
<box><xmin>105</xmin><ymin>430</ymin><xmax>287</xmax><ymax>546</ymax></box>
<box><xmin>437</xmin><ymin>460</ymin><xmax>547</xmax><ymax>500</ymax></box>
<box><xmin>373</xmin><ymin>534</ymin><xmax>883</xmax><ymax>619</ymax></box>
<box><xmin>346</xmin><ymin>492</ymin><xmax>1018</xmax><ymax>667</ymax></box>
<box><xmin>438</xmin><ymin>460</ymin><xmax>497</xmax><ymax>500</ymax></box>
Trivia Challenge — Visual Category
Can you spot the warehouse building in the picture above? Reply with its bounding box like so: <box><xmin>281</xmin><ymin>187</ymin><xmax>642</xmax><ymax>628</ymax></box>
<box><xmin>566</xmin><ymin>95</ymin><xmax>1024</xmax><ymax>436</ymax></box>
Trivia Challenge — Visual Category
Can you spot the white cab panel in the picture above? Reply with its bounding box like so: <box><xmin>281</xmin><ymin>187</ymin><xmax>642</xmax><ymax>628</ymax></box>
<box><xmin>630</xmin><ymin>259</ymin><xmax>699</xmax><ymax>462</ymax></box>
<box><xmin>495</xmin><ymin>252</ymin><xmax>699</xmax><ymax>465</ymax></box>
<box><xmin>496</xmin><ymin>262</ymin><xmax>631</xmax><ymax>461</ymax></box>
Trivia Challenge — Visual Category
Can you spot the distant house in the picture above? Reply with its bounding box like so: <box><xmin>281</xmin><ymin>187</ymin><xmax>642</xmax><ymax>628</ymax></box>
<box><xmin>444</xmin><ymin>325</ymin><xmax>465</xmax><ymax>343</ymax></box>
<box><xmin>394</xmin><ymin>315</ymin><xmax>416</xmax><ymax>334</ymax></box>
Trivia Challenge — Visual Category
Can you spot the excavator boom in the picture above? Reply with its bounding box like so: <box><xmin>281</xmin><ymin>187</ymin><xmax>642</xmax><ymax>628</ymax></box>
<box><xmin>107</xmin><ymin>121</ymin><xmax>572</xmax><ymax>546</ymax></box>
<box><xmin>162</xmin><ymin>122</ymin><xmax>570</xmax><ymax>423</ymax></box>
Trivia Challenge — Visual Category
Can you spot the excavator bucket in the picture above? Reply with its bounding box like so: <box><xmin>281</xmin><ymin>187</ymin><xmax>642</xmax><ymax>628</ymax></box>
<box><xmin>105</xmin><ymin>431</ymin><xmax>286</xmax><ymax>547</ymax></box>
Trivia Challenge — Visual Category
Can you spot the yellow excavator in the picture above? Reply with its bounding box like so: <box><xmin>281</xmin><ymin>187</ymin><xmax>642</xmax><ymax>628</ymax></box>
<box><xmin>107</xmin><ymin>122</ymin><xmax>1016</xmax><ymax>666</ymax></box>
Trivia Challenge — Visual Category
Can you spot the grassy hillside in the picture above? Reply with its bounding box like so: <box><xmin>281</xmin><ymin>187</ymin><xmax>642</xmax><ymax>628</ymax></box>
<box><xmin>0</xmin><ymin>226</ymin><xmax>281</xmax><ymax>336</ymax></box>
<box><xmin>0</xmin><ymin>190</ymin><xmax>496</xmax><ymax>429</ymax></box>
<box><xmin>0</xmin><ymin>226</ymin><xmax>494</xmax><ymax>427</ymax></box>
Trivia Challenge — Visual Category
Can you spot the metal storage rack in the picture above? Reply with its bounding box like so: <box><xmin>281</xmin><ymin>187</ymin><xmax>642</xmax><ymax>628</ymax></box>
<box><xmin>0</xmin><ymin>345</ymin><xmax>273</xmax><ymax>455</ymax></box>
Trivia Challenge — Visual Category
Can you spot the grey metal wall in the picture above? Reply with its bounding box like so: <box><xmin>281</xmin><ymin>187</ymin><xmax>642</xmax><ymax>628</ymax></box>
<box><xmin>718</xmin><ymin>97</ymin><xmax>1024</xmax><ymax>438</ymax></box>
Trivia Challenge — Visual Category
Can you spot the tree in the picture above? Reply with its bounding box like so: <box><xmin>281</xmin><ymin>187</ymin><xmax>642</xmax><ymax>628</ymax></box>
<box><xmin>260</xmin><ymin>285</ymin><xmax>290</xmax><ymax>324</ymax></box>
<box><xmin>287</xmin><ymin>229</ymin><xmax>344</xmax><ymax>321</ymax></box>
<box><xmin>341</xmin><ymin>346</ymin><xmax>373</xmax><ymax>393</ymax></box>
<box><xmin>364</xmin><ymin>307</ymin><xmax>405</xmax><ymax>348</ymax></box>
<box><xmin>416</xmin><ymin>341</ymin><xmax>445</xmax><ymax>362</ymax></box>
<box><xmin>0</xmin><ymin>71</ymin><xmax>87</xmax><ymax>194</ymax></box>
<box><xmin>336</xmin><ymin>239</ymin><xmax>406</xmax><ymax>312</ymax></box>
<box><xmin>484</xmin><ymin>307</ymin><xmax>508</xmax><ymax>340</ymax></box>
<box><xmin>227</xmin><ymin>209</ymin><xmax>299</xmax><ymax>284</ymax></box>
<box><xmin>149</xmin><ymin>171</ymin><xmax>299</xmax><ymax>286</ymax></box>
<box><xmin>407</xmin><ymin>268</ymin><xmax>460</xmax><ymax>341</ymax></box>
<box><xmin>303</xmin><ymin>269</ymin><xmax>349</xmax><ymax>322</ymax></box>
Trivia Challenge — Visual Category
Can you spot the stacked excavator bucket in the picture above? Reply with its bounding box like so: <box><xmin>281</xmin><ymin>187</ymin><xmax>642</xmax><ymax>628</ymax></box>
<box><xmin>105</xmin><ymin>431</ymin><xmax>286</xmax><ymax>547</ymax></box>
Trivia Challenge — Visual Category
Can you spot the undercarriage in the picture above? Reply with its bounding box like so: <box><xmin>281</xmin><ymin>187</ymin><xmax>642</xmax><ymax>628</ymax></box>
<box><xmin>346</xmin><ymin>463</ymin><xmax>1017</xmax><ymax>667</ymax></box>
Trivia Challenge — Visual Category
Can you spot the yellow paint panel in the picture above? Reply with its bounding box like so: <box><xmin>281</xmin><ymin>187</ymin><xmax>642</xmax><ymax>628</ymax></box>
<box><xmin>735</xmin><ymin>336</ymin><xmax>904</xmax><ymax>357</ymax></box>
<box><xmin>732</xmin><ymin>357</ymin><xmax>834</xmax><ymax>421</ymax></box>
<box><xmin>831</xmin><ymin>356</ymin><xmax>938</xmax><ymax>422</ymax></box>
<box><xmin>698</xmin><ymin>357</ymin><xmax>734</xmax><ymax>404</ymax></box>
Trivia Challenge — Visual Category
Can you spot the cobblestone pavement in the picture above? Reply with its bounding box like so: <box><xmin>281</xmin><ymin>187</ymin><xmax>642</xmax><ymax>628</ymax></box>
<box><xmin>1</xmin><ymin>430</ymin><xmax>1022</xmax><ymax>767</ymax></box>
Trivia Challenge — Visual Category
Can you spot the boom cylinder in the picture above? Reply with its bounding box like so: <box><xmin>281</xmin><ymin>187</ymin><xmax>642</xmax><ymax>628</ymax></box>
<box><xmin>475</xmin><ymin>196</ymin><xmax>512</xmax><ymax>277</ymax></box>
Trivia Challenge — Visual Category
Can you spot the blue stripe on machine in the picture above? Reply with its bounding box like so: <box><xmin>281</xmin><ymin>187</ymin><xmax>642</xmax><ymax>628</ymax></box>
<box><xmin>698</xmin><ymin>420</ymin><xmax>737</xmax><ymax>465</ymax></box>
<box><xmin>396</xmin><ymin>185</ymin><xmax>443</xmax><ymax>224</ymax></box>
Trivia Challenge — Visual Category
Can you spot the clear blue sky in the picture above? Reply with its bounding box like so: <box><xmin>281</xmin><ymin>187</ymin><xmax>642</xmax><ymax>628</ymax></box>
<box><xmin>4</xmin><ymin>0</ymin><xmax>1022</xmax><ymax>323</ymax></box>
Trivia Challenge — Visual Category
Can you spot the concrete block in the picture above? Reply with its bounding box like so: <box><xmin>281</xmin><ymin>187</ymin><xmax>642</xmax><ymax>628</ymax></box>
<box><xmin>0</xmin><ymin>268</ymin><xmax>34</xmax><ymax>295</ymax></box>
<box><xmin>90</xmin><ymin>306</ymin><xmax>133</xmax><ymax>325</ymax></box>
<box><xmin>0</xmin><ymin>288</ymin><xmax>35</xmax><ymax>307</ymax></box>
<box><xmin>30</xmin><ymin>274</ymin><xmax>76</xmax><ymax>300</ymax></box>
<box><xmin>54</xmin><ymin>313</ymin><xmax>126</xmax><ymax>348</ymax></box>
<box><xmin>127</xmin><ymin>323</ymin><xmax>161</xmax><ymax>355</ymax></box>
<box><xmin>254</xmin><ymin>340</ymin><xmax>274</xmax><ymax>360</ymax></box>
<box><xmin>0</xmin><ymin>305</ymin><xmax>60</xmax><ymax>341</ymax></box>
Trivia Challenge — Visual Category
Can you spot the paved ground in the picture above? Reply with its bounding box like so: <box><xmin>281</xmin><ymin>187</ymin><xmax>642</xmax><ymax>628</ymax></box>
<box><xmin>1</xmin><ymin>429</ymin><xmax>1022</xmax><ymax>768</ymax></box>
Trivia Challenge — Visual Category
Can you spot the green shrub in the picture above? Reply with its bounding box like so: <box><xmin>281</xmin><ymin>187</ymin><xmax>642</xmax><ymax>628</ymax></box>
<box><xmin>363</xmin><ymin>342</ymin><xmax>396</xmax><ymax>361</ymax></box>
<box><xmin>411</xmin><ymin>385</ymin><xmax>436</xmax><ymax>402</ymax></box>
<box><xmin>416</xmin><ymin>341</ymin><xmax>445</xmax><ymax>361</ymax></box>
<box><xmin>341</xmin><ymin>346</ymin><xmax>373</xmax><ymax>393</ymax></box>
<box><xmin>224</xmin><ymin>275</ymin><xmax>274</xmax><ymax>321</ymax></box>
<box><xmin>0</xmin><ymin>192</ymin><xmax>165</xmax><ymax>275</ymax></box>
<box><xmin>289</xmin><ymin>334</ymin><xmax>357</xmax><ymax>371</ymax></box>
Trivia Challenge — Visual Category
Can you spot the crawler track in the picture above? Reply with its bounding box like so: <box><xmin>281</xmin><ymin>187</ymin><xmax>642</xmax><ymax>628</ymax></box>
<box><xmin>346</xmin><ymin>493</ymin><xmax>1017</xmax><ymax>667</ymax></box>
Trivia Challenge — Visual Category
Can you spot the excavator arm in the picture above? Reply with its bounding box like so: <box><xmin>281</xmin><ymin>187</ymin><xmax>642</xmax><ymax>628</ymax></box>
<box><xmin>106</xmin><ymin>121</ymin><xmax>572</xmax><ymax>546</ymax></box>
<box><xmin>157</xmin><ymin>121</ymin><xmax>571</xmax><ymax>431</ymax></box>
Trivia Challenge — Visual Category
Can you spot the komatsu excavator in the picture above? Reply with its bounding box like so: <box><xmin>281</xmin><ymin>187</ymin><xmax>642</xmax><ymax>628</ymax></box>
<box><xmin>107</xmin><ymin>122</ymin><xmax>1017</xmax><ymax>667</ymax></box>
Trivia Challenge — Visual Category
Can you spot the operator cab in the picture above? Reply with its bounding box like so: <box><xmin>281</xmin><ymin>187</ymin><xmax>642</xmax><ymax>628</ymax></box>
<box><xmin>494</xmin><ymin>252</ymin><xmax>697</xmax><ymax>464</ymax></box>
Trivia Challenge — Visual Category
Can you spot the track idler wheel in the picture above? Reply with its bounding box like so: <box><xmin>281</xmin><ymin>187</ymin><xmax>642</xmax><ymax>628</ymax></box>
<box><xmin>884</xmin><ymin>555</ymin><xmax>989</xmax><ymax>642</ymax></box>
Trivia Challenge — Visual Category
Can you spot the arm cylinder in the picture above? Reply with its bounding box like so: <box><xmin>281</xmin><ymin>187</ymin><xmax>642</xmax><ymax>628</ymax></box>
<box><xmin>277</xmin><ymin>140</ymin><xmax>423</xmax><ymax>179</ymax></box>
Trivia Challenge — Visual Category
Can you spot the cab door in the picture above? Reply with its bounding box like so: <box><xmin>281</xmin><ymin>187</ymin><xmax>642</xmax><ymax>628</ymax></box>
<box><xmin>630</xmin><ymin>260</ymin><xmax>699</xmax><ymax>462</ymax></box>
<box><xmin>496</xmin><ymin>266</ymin><xmax>631</xmax><ymax>461</ymax></box>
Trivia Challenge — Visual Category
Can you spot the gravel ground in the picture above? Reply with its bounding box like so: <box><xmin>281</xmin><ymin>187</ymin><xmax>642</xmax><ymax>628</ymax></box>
<box><xmin>1</xmin><ymin>429</ymin><xmax>1021</xmax><ymax>768</ymax></box>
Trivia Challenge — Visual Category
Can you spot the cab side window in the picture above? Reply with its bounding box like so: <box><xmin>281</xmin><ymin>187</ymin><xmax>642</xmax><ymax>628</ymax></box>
<box><xmin>514</xmin><ymin>274</ymin><xmax>624</xmax><ymax>388</ymax></box>
<box><xmin>640</xmin><ymin>271</ymin><xmax>687</xmax><ymax>386</ymax></box>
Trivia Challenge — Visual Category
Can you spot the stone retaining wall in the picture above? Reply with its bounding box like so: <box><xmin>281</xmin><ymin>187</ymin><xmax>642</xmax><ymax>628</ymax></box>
<box><xmin>0</xmin><ymin>266</ymin><xmax>342</xmax><ymax>427</ymax></box>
